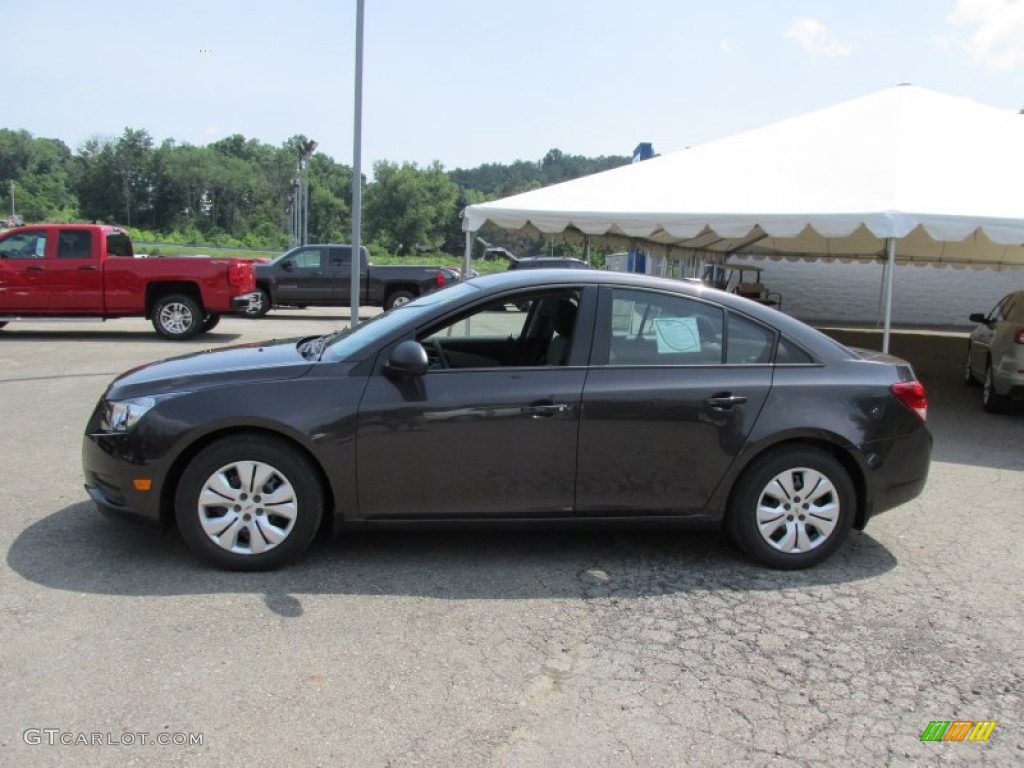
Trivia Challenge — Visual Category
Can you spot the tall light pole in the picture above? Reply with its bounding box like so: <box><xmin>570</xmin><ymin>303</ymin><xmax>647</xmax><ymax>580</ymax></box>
<box><xmin>350</xmin><ymin>0</ymin><xmax>365</xmax><ymax>327</ymax></box>
<box><xmin>297</xmin><ymin>139</ymin><xmax>318</xmax><ymax>245</ymax></box>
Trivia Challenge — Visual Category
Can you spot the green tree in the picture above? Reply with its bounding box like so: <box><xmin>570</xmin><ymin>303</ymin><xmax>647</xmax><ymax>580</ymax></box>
<box><xmin>365</xmin><ymin>160</ymin><xmax>460</xmax><ymax>254</ymax></box>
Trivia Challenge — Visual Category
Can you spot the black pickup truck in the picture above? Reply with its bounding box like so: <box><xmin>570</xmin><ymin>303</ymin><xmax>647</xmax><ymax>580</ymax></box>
<box><xmin>245</xmin><ymin>244</ymin><xmax>455</xmax><ymax>316</ymax></box>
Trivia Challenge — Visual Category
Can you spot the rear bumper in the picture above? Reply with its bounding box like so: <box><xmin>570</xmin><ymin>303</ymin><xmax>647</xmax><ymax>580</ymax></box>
<box><xmin>860</xmin><ymin>426</ymin><xmax>932</xmax><ymax>526</ymax></box>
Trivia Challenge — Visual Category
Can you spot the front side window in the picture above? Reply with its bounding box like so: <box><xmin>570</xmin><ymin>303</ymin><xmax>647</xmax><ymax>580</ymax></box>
<box><xmin>0</xmin><ymin>230</ymin><xmax>47</xmax><ymax>260</ymax></box>
<box><xmin>605</xmin><ymin>289</ymin><xmax>724</xmax><ymax>365</ymax></box>
<box><xmin>420</xmin><ymin>290</ymin><xmax>581</xmax><ymax>369</ymax></box>
<box><xmin>286</xmin><ymin>247</ymin><xmax>322</xmax><ymax>269</ymax></box>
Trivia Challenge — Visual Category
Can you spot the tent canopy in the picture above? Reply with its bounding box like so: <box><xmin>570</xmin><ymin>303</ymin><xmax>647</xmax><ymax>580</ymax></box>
<box><xmin>463</xmin><ymin>85</ymin><xmax>1024</xmax><ymax>269</ymax></box>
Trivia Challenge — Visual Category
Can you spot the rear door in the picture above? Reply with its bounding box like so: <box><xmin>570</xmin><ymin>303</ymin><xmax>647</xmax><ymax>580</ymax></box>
<box><xmin>0</xmin><ymin>228</ymin><xmax>51</xmax><ymax>311</ymax></box>
<box><xmin>46</xmin><ymin>228</ymin><xmax>104</xmax><ymax>311</ymax></box>
<box><xmin>576</xmin><ymin>286</ymin><xmax>773</xmax><ymax>516</ymax></box>
<box><xmin>325</xmin><ymin>246</ymin><xmax>354</xmax><ymax>303</ymax></box>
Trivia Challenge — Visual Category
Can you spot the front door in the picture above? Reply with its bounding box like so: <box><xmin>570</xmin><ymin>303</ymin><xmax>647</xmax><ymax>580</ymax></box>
<box><xmin>356</xmin><ymin>288</ymin><xmax>593</xmax><ymax>519</ymax></box>
<box><xmin>0</xmin><ymin>228</ymin><xmax>51</xmax><ymax>311</ymax></box>
<box><xmin>274</xmin><ymin>246</ymin><xmax>327</xmax><ymax>304</ymax></box>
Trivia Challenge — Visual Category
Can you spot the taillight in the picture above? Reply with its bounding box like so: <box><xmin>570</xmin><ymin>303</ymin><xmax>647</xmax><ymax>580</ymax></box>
<box><xmin>891</xmin><ymin>381</ymin><xmax>928</xmax><ymax>421</ymax></box>
<box><xmin>228</xmin><ymin>262</ymin><xmax>255</xmax><ymax>291</ymax></box>
<box><xmin>435</xmin><ymin>270</ymin><xmax>446</xmax><ymax>288</ymax></box>
<box><xmin>1014</xmin><ymin>328</ymin><xmax>1024</xmax><ymax>344</ymax></box>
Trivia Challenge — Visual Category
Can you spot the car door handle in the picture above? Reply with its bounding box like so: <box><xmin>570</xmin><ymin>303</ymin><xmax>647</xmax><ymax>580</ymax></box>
<box><xmin>78</xmin><ymin>265</ymin><xmax>98</xmax><ymax>271</ymax></box>
<box><xmin>26</xmin><ymin>265</ymin><xmax>44</xmax><ymax>272</ymax></box>
<box><xmin>704</xmin><ymin>393</ymin><xmax>748</xmax><ymax>410</ymax></box>
<box><xmin>522</xmin><ymin>403</ymin><xmax>571</xmax><ymax>418</ymax></box>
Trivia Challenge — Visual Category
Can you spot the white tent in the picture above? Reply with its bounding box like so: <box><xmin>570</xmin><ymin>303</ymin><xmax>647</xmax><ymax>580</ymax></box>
<box><xmin>462</xmin><ymin>85</ymin><xmax>1024</xmax><ymax>349</ymax></box>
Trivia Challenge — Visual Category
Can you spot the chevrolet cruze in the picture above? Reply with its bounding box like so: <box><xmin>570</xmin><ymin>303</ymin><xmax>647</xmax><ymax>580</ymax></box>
<box><xmin>84</xmin><ymin>270</ymin><xmax>932</xmax><ymax>571</ymax></box>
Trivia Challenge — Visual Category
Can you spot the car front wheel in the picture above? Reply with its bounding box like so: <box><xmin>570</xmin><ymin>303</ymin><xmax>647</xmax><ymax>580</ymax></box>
<box><xmin>727</xmin><ymin>447</ymin><xmax>855</xmax><ymax>570</ymax></box>
<box><xmin>964</xmin><ymin>343</ymin><xmax>979</xmax><ymax>386</ymax></box>
<box><xmin>982</xmin><ymin>361</ymin><xmax>1009</xmax><ymax>413</ymax></box>
<box><xmin>175</xmin><ymin>435</ymin><xmax>324</xmax><ymax>570</ymax></box>
<box><xmin>152</xmin><ymin>294</ymin><xmax>203</xmax><ymax>340</ymax></box>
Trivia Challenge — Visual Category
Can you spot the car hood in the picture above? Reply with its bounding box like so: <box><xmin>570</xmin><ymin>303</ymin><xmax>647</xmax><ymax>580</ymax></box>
<box><xmin>105</xmin><ymin>338</ymin><xmax>315</xmax><ymax>399</ymax></box>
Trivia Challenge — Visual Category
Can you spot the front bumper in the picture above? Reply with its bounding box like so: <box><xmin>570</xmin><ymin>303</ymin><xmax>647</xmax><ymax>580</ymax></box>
<box><xmin>231</xmin><ymin>292</ymin><xmax>260</xmax><ymax>312</ymax></box>
<box><xmin>82</xmin><ymin>431</ymin><xmax>167</xmax><ymax>528</ymax></box>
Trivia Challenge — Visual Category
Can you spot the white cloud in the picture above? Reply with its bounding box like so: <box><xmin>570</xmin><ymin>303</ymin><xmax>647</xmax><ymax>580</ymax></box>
<box><xmin>948</xmin><ymin>0</ymin><xmax>1024</xmax><ymax>72</ymax></box>
<box><xmin>719</xmin><ymin>39</ymin><xmax>736</xmax><ymax>55</ymax></box>
<box><xmin>784</xmin><ymin>18</ymin><xmax>853</xmax><ymax>57</ymax></box>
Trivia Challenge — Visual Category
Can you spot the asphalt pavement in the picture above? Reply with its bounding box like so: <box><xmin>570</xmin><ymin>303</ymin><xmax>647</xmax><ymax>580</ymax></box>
<box><xmin>1</xmin><ymin>312</ymin><xmax>1021</xmax><ymax>767</ymax></box>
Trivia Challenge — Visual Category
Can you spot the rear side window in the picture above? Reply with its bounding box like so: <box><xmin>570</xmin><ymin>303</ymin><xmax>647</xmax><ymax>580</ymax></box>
<box><xmin>106</xmin><ymin>232</ymin><xmax>133</xmax><ymax>257</ymax></box>
<box><xmin>726</xmin><ymin>313</ymin><xmax>776</xmax><ymax>364</ymax></box>
<box><xmin>58</xmin><ymin>231</ymin><xmax>93</xmax><ymax>259</ymax></box>
<box><xmin>776</xmin><ymin>337</ymin><xmax>815</xmax><ymax>364</ymax></box>
<box><xmin>606</xmin><ymin>288</ymin><xmax>724</xmax><ymax>365</ymax></box>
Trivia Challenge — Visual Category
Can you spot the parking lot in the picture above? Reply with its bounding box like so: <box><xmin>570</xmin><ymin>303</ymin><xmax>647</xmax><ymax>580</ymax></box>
<box><xmin>1</xmin><ymin>311</ymin><xmax>1021</xmax><ymax>767</ymax></box>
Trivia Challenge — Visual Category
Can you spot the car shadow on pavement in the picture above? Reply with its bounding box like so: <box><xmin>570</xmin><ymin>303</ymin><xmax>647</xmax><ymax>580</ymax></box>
<box><xmin>8</xmin><ymin>503</ymin><xmax>896</xmax><ymax>617</ymax></box>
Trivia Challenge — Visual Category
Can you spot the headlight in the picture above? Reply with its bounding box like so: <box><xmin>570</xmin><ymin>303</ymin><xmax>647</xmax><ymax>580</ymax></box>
<box><xmin>99</xmin><ymin>397</ymin><xmax>157</xmax><ymax>433</ymax></box>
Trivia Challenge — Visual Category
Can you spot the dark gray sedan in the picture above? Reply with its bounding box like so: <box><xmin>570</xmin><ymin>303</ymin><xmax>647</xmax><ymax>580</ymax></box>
<box><xmin>83</xmin><ymin>270</ymin><xmax>932</xmax><ymax>571</ymax></box>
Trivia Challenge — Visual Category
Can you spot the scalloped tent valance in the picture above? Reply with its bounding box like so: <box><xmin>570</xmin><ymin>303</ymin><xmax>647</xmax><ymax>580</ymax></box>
<box><xmin>463</xmin><ymin>85</ymin><xmax>1024</xmax><ymax>269</ymax></box>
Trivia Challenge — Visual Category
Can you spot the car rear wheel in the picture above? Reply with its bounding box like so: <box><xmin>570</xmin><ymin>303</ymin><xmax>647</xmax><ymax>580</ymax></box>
<box><xmin>244</xmin><ymin>288</ymin><xmax>271</xmax><ymax>317</ymax></box>
<box><xmin>964</xmin><ymin>343</ymin><xmax>979</xmax><ymax>386</ymax></box>
<box><xmin>175</xmin><ymin>435</ymin><xmax>324</xmax><ymax>570</ymax></box>
<box><xmin>982</xmin><ymin>361</ymin><xmax>1009</xmax><ymax>413</ymax></box>
<box><xmin>152</xmin><ymin>294</ymin><xmax>203</xmax><ymax>340</ymax></box>
<box><xmin>727</xmin><ymin>447</ymin><xmax>855</xmax><ymax>570</ymax></box>
<box><xmin>385</xmin><ymin>290</ymin><xmax>415</xmax><ymax>310</ymax></box>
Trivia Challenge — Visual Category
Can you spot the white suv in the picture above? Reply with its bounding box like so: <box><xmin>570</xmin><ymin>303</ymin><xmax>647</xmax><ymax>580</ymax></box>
<box><xmin>966</xmin><ymin>290</ymin><xmax>1024</xmax><ymax>413</ymax></box>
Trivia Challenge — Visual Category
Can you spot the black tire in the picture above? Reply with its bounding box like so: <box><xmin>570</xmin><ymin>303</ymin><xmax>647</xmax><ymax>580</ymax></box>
<box><xmin>727</xmin><ymin>447</ymin><xmax>855</xmax><ymax>570</ymax></box>
<box><xmin>175</xmin><ymin>435</ymin><xmax>324</xmax><ymax>571</ymax></box>
<box><xmin>152</xmin><ymin>294</ymin><xmax>204</xmax><ymax>340</ymax></box>
<box><xmin>243</xmin><ymin>287</ymin><xmax>271</xmax><ymax>318</ymax></box>
<box><xmin>384</xmin><ymin>290</ymin><xmax>415</xmax><ymax>310</ymax></box>
<box><xmin>0</xmin><ymin>321</ymin><xmax>7</xmax><ymax>330</ymax></box>
<box><xmin>200</xmin><ymin>313</ymin><xmax>221</xmax><ymax>333</ymax></box>
<box><xmin>982</xmin><ymin>361</ymin><xmax>1009</xmax><ymax>414</ymax></box>
<box><xmin>964</xmin><ymin>342</ymin><xmax>979</xmax><ymax>386</ymax></box>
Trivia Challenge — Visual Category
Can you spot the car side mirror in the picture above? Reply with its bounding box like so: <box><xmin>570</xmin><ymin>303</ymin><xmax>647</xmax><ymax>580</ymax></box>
<box><xmin>281</xmin><ymin>260</ymin><xmax>294</xmax><ymax>271</ymax></box>
<box><xmin>384</xmin><ymin>340</ymin><xmax>429</xmax><ymax>377</ymax></box>
<box><xmin>968</xmin><ymin>313</ymin><xmax>987</xmax><ymax>324</ymax></box>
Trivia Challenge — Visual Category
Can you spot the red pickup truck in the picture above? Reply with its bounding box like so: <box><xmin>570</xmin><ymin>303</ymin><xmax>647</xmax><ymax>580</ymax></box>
<box><xmin>0</xmin><ymin>224</ymin><xmax>257</xmax><ymax>339</ymax></box>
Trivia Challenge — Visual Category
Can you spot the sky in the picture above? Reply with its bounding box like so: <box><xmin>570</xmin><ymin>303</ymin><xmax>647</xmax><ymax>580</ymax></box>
<box><xmin>5</xmin><ymin>0</ymin><xmax>1023</xmax><ymax>172</ymax></box>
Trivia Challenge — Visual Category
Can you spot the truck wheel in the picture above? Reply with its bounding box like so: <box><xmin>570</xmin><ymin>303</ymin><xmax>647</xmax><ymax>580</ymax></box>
<box><xmin>385</xmin><ymin>290</ymin><xmax>415</xmax><ymax>310</ymax></box>
<box><xmin>200</xmin><ymin>313</ymin><xmax>221</xmax><ymax>333</ymax></box>
<box><xmin>244</xmin><ymin>288</ymin><xmax>271</xmax><ymax>318</ymax></box>
<box><xmin>152</xmin><ymin>294</ymin><xmax>203</xmax><ymax>340</ymax></box>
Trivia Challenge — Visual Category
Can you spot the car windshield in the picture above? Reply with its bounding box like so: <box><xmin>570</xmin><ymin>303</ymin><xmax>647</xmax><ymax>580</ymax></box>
<box><xmin>320</xmin><ymin>282</ymin><xmax>481</xmax><ymax>361</ymax></box>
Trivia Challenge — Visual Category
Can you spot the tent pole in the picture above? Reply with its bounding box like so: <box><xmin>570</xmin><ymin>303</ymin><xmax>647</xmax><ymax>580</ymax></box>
<box><xmin>463</xmin><ymin>228</ymin><xmax>472</xmax><ymax>280</ymax></box>
<box><xmin>882</xmin><ymin>237</ymin><xmax>896</xmax><ymax>353</ymax></box>
<box><xmin>584</xmin><ymin>236</ymin><xmax>591</xmax><ymax>266</ymax></box>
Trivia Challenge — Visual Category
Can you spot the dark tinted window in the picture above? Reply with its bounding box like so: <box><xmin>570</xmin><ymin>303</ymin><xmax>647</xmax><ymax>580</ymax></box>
<box><xmin>776</xmin><ymin>336</ymin><xmax>815</xmax><ymax>364</ymax></box>
<box><xmin>726</xmin><ymin>313</ymin><xmax>776</xmax><ymax>364</ymax></box>
<box><xmin>328</xmin><ymin>246</ymin><xmax>352</xmax><ymax>267</ymax></box>
<box><xmin>58</xmin><ymin>231</ymin><xmax>92</xmax><ymax>259</ymax></box>
<box><xmin>106</xmin><ymin>232</ymin><xmax>134</xmax><ymax>257</ymax></box>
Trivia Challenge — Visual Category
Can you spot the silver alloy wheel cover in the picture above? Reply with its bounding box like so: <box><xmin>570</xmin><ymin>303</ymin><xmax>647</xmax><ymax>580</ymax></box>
<box><xmin>391</xmin><ymin>294</ymin><xmax>411</xmax><ymax>307</ymax></box>
<box><xmin>755</xmin><ymin>466</ymin><xmax>839</xmax><ymax>553</ymax></box>
<box><xmin>247</xmin><ymin>292</ymin><xmax>265</xmax><ymax>314</ymax></box>
<box><xmin>159</xmin><ymin>302</ymin><xmax>195</xmax><ymax>335</ymax></box>
<box><xmin>197</xmin><ymin>460</ymin><xmax>298</xmax><ymax>555</ymax></box>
